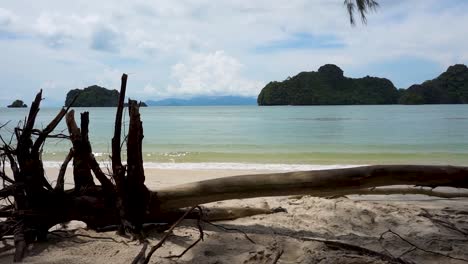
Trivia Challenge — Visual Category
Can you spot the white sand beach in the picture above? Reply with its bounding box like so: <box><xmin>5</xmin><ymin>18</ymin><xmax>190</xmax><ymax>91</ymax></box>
<box><xmin>0</xmin><ymin>167</ymin><xmax>467</xmax><ymax>264</ymax></box>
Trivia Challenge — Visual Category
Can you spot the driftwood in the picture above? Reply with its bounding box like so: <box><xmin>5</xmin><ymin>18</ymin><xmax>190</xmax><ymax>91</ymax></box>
<box><xmin>0</xmin><ymin>74</ymin><xmax>467</xmax><ymax>262</ymax></box>
<box><xmin>154</xmin><ymin>165</ymin><xmax>468</xmax><ymax>210</ymax></box>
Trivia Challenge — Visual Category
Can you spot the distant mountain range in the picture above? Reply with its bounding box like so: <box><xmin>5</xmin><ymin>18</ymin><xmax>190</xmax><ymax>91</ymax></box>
<box><xmin>146</xmin><ymin>96</ymin><xmax>257</xmax><ymax>106</ymax></box>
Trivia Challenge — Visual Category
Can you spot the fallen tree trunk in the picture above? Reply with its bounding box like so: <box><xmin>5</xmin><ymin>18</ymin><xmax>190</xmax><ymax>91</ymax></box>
<box><xmin>154</xmin><ymin>165</ymin><xmax>468</xmax><ymax>210</ymax></box>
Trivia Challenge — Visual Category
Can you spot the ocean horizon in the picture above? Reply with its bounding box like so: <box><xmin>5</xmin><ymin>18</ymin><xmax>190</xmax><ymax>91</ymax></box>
<box><xmin>1</xmin><ymin>105</ymin><xmax>467</xmax><ymax>169</ymax></box>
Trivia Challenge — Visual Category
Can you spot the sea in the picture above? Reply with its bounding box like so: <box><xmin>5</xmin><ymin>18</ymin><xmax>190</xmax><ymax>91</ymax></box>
<box><xmin>1</xmin><ymin>105</ymin><xmax>467</xmax><ymax>170</ymax></box>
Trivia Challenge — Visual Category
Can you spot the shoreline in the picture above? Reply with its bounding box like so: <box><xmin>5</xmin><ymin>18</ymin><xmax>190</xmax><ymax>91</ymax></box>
<box><xmin>42</xmin><ymin>161</ymin><xmax>363</xmax><ymax>171</ymax></box>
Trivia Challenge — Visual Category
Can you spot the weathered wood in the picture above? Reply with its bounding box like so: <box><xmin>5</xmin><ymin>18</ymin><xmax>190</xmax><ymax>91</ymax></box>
<box><xmin>0</xmin><ymin>166</ymin><xmax>14</xmax><ymax>184</ymax></box>
<box><xmin>31</xmin><ymin>93</ymin><xmax>76</xmax><ymax>154</ymax></box>
<box><xmin>112</xmin><ymin>74</ymin><xmax>128</xmax><ymax>234</ymax></box>
<box><xmin>126</xmin><ymin>100</ymin><xmax>150</xmax><ymax>234</ymax></box>
<box><xmin>55</xmin><ymin>148</ymin><xmax>74</xmax><ymax>192</ymax></box>
<box><xmin>65</xmin><ymin>110</ymin><xmax>95</xmax><ymax>191</ymax></box>
<box><xmin>89</xmin><ymin>154</ymin><xmax>114</xmax><ymax>192</ymax></box>
<box><xmin>13</xmin><ymin>223</ymin><xmax>26</xmax><ymax>262</ymax></box>
<box><xmin>112</xmin><ymin>74</ymin><xmax>127</xmax><ymax>186</ymax></box>
<box><xmin>12</xmin><ymin>90</ymin><xmax>44</xmax><ymax>262</ymax></box>
<box><xmin>154</xmin><ymin>165</ymin><xmax>468</xmax><ymax>210</ymax></box>
<box><xmin>349</xmin><ymin>186</ymin><xmax>468</xmax><ymax>198</ymax></box>
<box><xmin>19</xmin><ymin>90</ymin><xmax>42</xmax><ymax>143</ymax></box>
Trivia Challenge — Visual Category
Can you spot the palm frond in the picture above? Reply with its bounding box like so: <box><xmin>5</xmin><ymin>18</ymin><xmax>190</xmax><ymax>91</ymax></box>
<box><xmin>344</xmin><ymin>0</ymin><xmax>379</xmax><ymax>25</ymax></box>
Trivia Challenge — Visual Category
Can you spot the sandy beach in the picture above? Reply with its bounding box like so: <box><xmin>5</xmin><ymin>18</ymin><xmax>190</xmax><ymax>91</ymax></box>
<box><xmin>0</xmin><ymin>167</ymin><xmax>466</xmax><ymax>263</ymax></box>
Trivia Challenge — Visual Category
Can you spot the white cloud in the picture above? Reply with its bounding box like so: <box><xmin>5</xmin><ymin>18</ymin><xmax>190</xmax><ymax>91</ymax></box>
<box><xmin>90</xmin><ymin>25</ymin><xmax>121</xmax><ymax>52</ymax></box>
<box><xmin>0</xmin><ymin>8</ymin><xmax>17</xmax><ymax>28</ymax></box>
<box><xmin>149</xmin><ymin>51</ymin><xmax>264</xmax><ymax>98</ymax></box>
<box><xmin>34</xmin><ymin>13</ymin><xmax>100</xmax><ymax>48</ymax></box>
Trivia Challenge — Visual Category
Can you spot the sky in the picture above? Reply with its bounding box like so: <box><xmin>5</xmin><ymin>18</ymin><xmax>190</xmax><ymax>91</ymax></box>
<box><xmin>0</xmin><ymin>0</ymin><xmax>467</xmax><ymax>106</ymax></box>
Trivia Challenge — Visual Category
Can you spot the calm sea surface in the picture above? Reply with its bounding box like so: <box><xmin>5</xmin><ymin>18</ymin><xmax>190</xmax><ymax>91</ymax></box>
<box><xmin>1</xmin><ymin>105</ymin><xmax>467</xmax><ymax>168</ymax></box>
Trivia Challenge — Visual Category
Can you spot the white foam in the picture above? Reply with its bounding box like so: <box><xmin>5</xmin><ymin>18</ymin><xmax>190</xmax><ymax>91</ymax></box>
<box><xmin>41</xmin><ymin>161</ymin><xmax>363</xmax><ymax>171</ymax></box>
<box><xmin>141</xmin><ymin>162</ymin><xmax>363</xmax><ymax>171</ymax></box>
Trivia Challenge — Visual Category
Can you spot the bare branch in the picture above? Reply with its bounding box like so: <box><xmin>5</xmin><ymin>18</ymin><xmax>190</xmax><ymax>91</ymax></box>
<box><xmin>380</xmin><ymin>229</ymin><xmax>468</xmax><ymax>262</ymax></box>
<box><xmin>89</xmin><ymin>154</ymin><xmax>114</xmax><ymax>192</ymax></box>
<box><xmin>166</xmin><ymin>206</ymin><xmax>204</xmax><ymax>259</ymax></box>
<box><xmin>55</xmin><ymin>148</ymin><xmax>74</xmax><ymax>192</ymax></box>
<box><xmin>112</xmin><ymin>73</ymin><xmax>127</xmax><ymax>185</ymax></box>
<box><xmin>21</xmin><ymin>90</ymin><xmax>42</xmax><ymax>140</ymax></box>
<box><xmin>31</xmin><ymin>97</ymin><xmax>75</xmax><ymax>153</ymax></box>
<box><xmin>351</xmin><ymin>186</ymin><xmax>468</xmax><ymax>198</ymax></box>
<box><xmin>142</xmin><ymin>206</ymin><xmax>197</xmax><ymax>264</ymax></box>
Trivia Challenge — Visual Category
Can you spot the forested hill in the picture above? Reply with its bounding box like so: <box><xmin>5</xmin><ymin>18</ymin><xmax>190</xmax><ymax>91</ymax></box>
<box><xmin>398</xmin><ymin>64</ymin><xmax>468</xmax><ymax>104</ymax></box>
<box><xmin>64</xmin><ymin>86</ymin><xmax>147</xmax><ymax>107</ymax></box>
<box><xmin>257</xmin><ymin>64</ymin><xmax>399</xmax><ymax>105</ymax></box>
<box><xmin>257</xmin><ymin>64</ymin><xmax>468</xmax><ymax>105</ymax></box>
<box><xmin>65</xmin><ymin>85</ymin><xmax>119</xmax><ymax>107</ymax></box>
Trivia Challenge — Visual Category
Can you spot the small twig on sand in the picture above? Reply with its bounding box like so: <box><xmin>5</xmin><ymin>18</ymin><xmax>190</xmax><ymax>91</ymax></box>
<box><xmin>166</xmin><ymin>206</ymin><xmax>205</xmax><ymax>259</ymax></box>
<box><xmin>296</xmin><ymin>235</ymin><xmax>408</xmax><ymax>264</ymax></box>
<box><xmin>380</xmin><ymin>229</ymin><xmax>468</xmax><ymax>263</ymax></box>
<box><xmin>419</xmin><ymin>209</ymin><xmax>468</xmax><ymax>236</ymax></box>
<box><xmin>202</xmin><ymin>220</ymin><xmax>256</xmax><ymax>244</ymax></box>
<box><xmin>48</xmin><ymin>230</ymin><xmax>128</xmax><ymax>245</ymax></box>
<box><xmin>142</xmin><ymin>205</ymin><xmax>197</xmax><ymax>264</ymax></box>
<box><xmin>131</xmin><ymin>241</ymin><xmax>148</xmax><ymax>264</ymax></box>
<box><xmin>272</xmin><ymin>249</ymin><xmax>283</xmax><ymax>264</ymax></box>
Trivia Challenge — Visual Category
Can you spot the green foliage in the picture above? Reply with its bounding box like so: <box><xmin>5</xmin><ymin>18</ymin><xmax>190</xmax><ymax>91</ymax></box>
<box><xmin>7</xmin><ymin>99</ymin><xmax>27</xmax><ymax>108</ymax></box>
<box><xmin>65</xmin><ymin>85</ymin><xmax>120</xmax><ymax>107</ymax></box>
<box><xmin>399</xmin><ymin>64</ymin><xmax>468</xmax><ymax>104</ymax></box>
<box><xmin>257</xmin><ymin>64</ymin><xmax>399</xmax><ymax>105</ymax></box>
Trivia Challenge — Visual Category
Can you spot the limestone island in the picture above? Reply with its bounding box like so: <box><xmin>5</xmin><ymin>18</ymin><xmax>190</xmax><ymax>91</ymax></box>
<box><xmin>7</xmin><ymin>100</ymin><xmax>27</xmax><ymax>108</ymax></box>
<box><xmin>258</xmin><ymin>64</ymin><xmax>468</xmax><ymax>105</ymax></box>
<box><xmin>65</xmin><ymin>85</ymin><xmax>147</xmax><ymax>107</ymax></box>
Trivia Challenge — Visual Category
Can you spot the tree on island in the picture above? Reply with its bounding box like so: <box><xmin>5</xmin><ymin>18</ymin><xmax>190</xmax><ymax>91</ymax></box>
<box><xmin>7</xmin><ymin>100</ymin><xmax>27</xmax><ymax>108</ymax></box>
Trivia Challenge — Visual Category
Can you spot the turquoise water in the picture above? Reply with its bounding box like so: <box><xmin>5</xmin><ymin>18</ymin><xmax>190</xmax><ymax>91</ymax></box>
<box><xmin>1</xmin><ymin>105</ymin><xmax>467</xmax><ymax>166</ymax></box>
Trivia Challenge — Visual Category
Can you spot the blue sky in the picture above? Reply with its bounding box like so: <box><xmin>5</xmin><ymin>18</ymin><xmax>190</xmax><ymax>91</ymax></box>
<box><xmin>0</xmin><ymin>0</ymin><xmax>467</xmax><ymax>106</ymax></box>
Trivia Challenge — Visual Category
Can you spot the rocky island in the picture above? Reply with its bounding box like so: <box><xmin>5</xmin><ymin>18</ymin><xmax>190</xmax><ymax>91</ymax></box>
<box><xmin>399</xmin><ymin>64</ymin><xmax>468</xmax><ymax>104</ymax></box>
<box><xmin>65</xmin><ymin>85</ymin><xmax>146</xmax><ymax>107</ymax></box>
<box><xmin>7</xmin><ymin>100</ymin><xmax>27</xmax><ymax>108</ymax></box>
<box><xmin>258</xmin><ymin>64</ymin><xmax>468</xmax><ymax>105</ymax></box>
